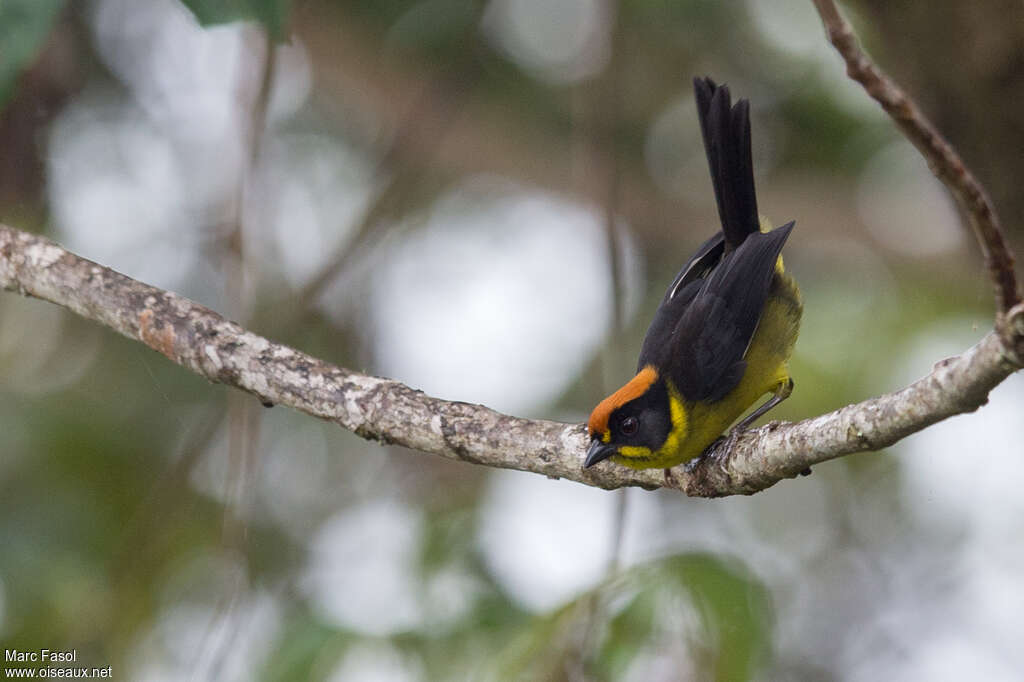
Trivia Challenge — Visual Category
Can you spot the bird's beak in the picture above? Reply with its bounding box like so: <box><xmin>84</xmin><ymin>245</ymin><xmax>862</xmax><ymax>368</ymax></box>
<box><xmin>584</xmin><ymin>439</ymin><xmax>616</xmax><ymax>468</ymax></box>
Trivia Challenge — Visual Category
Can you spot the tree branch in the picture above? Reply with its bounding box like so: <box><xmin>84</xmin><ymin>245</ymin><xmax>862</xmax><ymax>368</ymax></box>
<box><xmin>811</xmin><ymin>0</ymin><xmax>1021</xmax><ymax>314</ymax></box>
<box><xmin>3</xmin><ymin>0</ymin><xmax>1022</xmax><ymax>499</ymax></box>
<box><xmin>3</xmin><ymin>224</ymin><xmax>1022</xmax><ymax>496</ymax></box>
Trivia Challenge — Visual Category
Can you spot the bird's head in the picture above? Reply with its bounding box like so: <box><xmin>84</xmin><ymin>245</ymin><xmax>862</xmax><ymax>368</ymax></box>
<box><xmin>585</xmin><ymin>365</ymin><xmax>675</xmax><ymax>468</ymax></box>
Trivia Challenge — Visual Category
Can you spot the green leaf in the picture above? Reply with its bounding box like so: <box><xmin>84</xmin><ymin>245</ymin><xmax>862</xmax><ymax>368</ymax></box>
<box><xmin>260</xmin><ymin>616</ymin><xmax>348</xmax><ymax>682</ymax></box>
<box><xmin>179</xmin><ymin>0</ymin><xmax>292</xmax><ymax>40</ymax></box>
<box><xmin>657</xmin><ymin>554</ymin><xmax>774</xmax><ymax>682</ymax></box>
<box><xmin>0</xmin><ymin>0</ymin><xmax>67</xmax><ymax>108</ymax></box>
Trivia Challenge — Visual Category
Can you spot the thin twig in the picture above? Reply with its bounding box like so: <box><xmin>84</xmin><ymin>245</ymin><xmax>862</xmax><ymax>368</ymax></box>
<box><xmin>3</xmin><ymin>224</ymin><xmax>1022</xmax><ymax>497</ymax></box>
<box><xmin>292</xmin><ymin>54</ymin><xmax>481</xmax><ymax>312</ymax></box>
<box><xmin>811</xmin><ymin>0</ymin><xmax>1020</xmax><ymax>313</ymax></box>
<box><xmin>199</xmin><ymin>27</ymin><xmax>277</xmax><ymax>682</ymax></box>
<box><xmin>572</xmin><ymin>5</ymin><xmax>628</xmax><ymax>675</ymax></box>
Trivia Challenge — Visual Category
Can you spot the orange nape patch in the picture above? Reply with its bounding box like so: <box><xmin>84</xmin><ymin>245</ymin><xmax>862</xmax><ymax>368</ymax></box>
<box><xmin>588</xmin><ymin>365</ymin><xmax>659</xmax><ymax>437</ymax></box>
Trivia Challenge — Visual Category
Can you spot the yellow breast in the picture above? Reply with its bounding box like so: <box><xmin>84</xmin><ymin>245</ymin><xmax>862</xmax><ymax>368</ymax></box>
<box><xmin>614</xmin><ymin>266</ymin><xmax>802</xmax><ymax>469</ymax></box>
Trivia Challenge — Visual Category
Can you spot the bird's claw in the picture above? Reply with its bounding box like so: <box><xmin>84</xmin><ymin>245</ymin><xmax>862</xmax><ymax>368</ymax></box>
<box><xmin>683</xmin><ymin>428</ymin><xmax>742</xmax><ymax>475</ymax></box>
<box><xmin>708</xmin><ymin>428</ymin><xmax>742</xmax><ymax>459</ymax></box>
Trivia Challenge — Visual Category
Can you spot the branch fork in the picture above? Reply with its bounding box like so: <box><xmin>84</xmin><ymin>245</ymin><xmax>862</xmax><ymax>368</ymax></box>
<box><xmin>0</xmin><ymin>0</ymin><xmax>1021</xmax><ymax>497</ymax></box>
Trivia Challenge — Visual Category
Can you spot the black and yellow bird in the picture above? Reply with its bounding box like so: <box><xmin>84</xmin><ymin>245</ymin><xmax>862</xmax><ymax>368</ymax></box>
<box><xmin>584</xmin><ymin>77</ymin><xmax>802</xmax><ymax>471</ymax></box>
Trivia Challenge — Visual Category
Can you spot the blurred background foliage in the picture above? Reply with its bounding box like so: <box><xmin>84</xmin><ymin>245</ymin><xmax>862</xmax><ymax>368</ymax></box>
<box><xmin>1</xmin><ymin>0</ymin><xmax>1023</xmax><ymax>680</ymax></box>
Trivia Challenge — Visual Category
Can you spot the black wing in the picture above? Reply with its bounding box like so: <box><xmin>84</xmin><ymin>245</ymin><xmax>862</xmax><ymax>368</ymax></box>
<box><xmin>665</xmin><ymin>221</ymin><xmax>795</xmax><ymax>403</ymax></box>
<box><xmin>694</xmin><ymin>77</ymin><xmax>760</xmax><ymax>250</ymax></box>
<box><xmin>637</xmin><ymin>231</ymin><xmax>725</xmax><ymax>372</ymax></box>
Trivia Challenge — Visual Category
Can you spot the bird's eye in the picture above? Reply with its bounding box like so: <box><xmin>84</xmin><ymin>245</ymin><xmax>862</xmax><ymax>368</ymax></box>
<box><xmin>621</xmin><ymin>416</ymin><xmax>639</xmax><ymax>436</ymax></box>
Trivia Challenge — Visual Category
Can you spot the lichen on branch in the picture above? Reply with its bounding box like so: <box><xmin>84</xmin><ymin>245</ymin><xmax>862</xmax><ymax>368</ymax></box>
<box><xmin>2</xmin><ymin>224</ymin><xmax>1021</xmax><ymax>497</ymax></box>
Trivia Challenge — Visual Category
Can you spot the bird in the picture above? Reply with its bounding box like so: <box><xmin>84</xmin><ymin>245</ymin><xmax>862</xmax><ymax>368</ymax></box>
<box><xmin>584</xmin><ymin>76</ymin><xmax>802</xmax><ymax>472</ymax></box>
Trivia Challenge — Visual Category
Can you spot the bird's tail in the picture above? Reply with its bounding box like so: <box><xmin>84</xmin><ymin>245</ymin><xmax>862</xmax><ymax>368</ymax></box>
<box><xmin>694</xmin><ymin>76</ymin><xmax>760</xmax><ymax>251</ymax></box>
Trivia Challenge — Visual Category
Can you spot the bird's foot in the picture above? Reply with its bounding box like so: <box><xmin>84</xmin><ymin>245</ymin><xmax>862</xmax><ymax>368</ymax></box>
<box><xmin>710</xmin><ymin>428</ymin><xmax>743</xmax><ymax>459</ymax></box>
<box><xmin>683</xmin><ymin>429</ymin><xmax>742</xmax><ymax>475</ymax></box>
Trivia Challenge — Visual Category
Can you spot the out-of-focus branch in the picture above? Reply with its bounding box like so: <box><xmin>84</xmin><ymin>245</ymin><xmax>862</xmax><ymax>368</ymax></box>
<box><xmin>3</xmin><ymin>224</ymin><xmax>1023</xmax><ymax>497</ymax></box>
<box><xmin>292</xmin><ymin>10</ymin><xmax>485</xmax><ymax>312</ymax></box>
<box><xmin>811</xmin><ymin>0</ymin><xmax>1021</xmax><ymax>314</ymax></box>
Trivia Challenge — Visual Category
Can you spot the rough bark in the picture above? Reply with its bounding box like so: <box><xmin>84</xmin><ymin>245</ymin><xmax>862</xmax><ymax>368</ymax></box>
<box><xmin>1</xmin><ymin>1</ymin><xmax>1021</xmax><ymax>497</ymax></box>
<box><xmin>3</xmin><ymin>224</ymin><xmax>1021</xmax><ymax>496</ymax></box>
